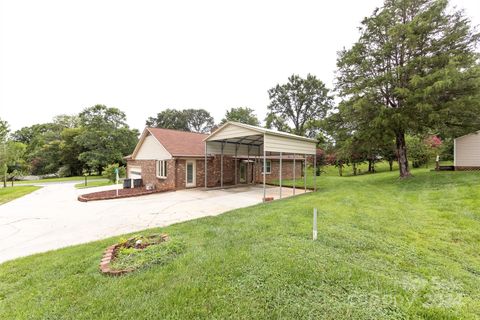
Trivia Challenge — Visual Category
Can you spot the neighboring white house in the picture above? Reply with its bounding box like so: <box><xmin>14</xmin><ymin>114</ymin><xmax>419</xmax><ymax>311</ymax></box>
<box><xmin>454</xmin><ymin>130</ymin><xmax>480</xmax><ymax>170</ymax></box>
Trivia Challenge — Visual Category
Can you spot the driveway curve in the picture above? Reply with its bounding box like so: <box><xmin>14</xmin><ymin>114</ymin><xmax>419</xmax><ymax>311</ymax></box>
<box><xmin>0</xmin><ymin>183</ymin><xmax>302</xmax><ymax>264</ymax></box>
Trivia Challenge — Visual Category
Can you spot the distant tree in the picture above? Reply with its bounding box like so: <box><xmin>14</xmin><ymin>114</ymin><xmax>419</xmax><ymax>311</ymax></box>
<box><xmin>53</xmin><ymin>114</ymin><xmax>80</xmax><ymax>129</ymax></box>
<box><xmin>59</xmin><ymin>128</ymin><xmax>86</xmax><ymax>176</ymax></box>
<box><xmin>5</xmin><ymin>141</ymin><xmax>28</xmax><ymax>185</ymax></box>
<box><xmin>76</xmin><ymin>105</ymin><xmax>139</xmax><ymax>174</ymax></box>
<box><xmin>146</xmin><ymin>109</ymin><xmax>189</xmax><ymax>131</ymax></box>
<box><xmin>0</xmin><ymin>118</ymin><xmax>8</xmax><ymax>142</ymax></box>
<box><xmin>265</xmin><ymin>113</ymin><xmax>290</xmax><ymax>133</ymax></box>
<box><xmin>146</xmin><ymin>108</ymin><xmax>215</xmax><ymax>133</ymax></box>
<box><xmin>266</xmin><ymin>74</ymin><xmax>333</xmax><ymax>136</ymax></box>
<box><xmin>11</xmin><ymin>123</ymin><xmax>64</xmax><ymax>175</ymax></box>
<box><xmin>221</xmin><ymin>107</ymin><xmax>260</xmax><ymax>126</ymax></box>
<box><xmin>0</xmin><ymin>118</ymin><xmax>10</xmax><ymax>187</ymax></box>
<box><xmin>183</xmin><ymin>109</ymin><xmax>215</xmax><ymax>133</ymax></box>
<box><xmin>336</xmin><ymin>0</ymin><xmax>480</xmax><ymax>178</ymax></box>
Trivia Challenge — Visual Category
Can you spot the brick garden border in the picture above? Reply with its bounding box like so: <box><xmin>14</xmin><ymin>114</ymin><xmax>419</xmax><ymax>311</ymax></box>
<box><xmin>99</xmin><ymin>234</ymin><xmax>169</xmax><ymax>276</ymax></box>
<box><xmin>78</xmin><ymin>187</ymin><xmax>163</xmax><ymax>202</ymax></box>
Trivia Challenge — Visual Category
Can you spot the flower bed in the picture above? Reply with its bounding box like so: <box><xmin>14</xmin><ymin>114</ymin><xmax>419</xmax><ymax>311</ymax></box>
<box><xmin>78</xmin><ymin>187</ymin><xmax>159</xmax><ymax>202</ymax></box>
<box><xmin>99</xmin><ymin>234</ymin><xmax>175</xmax><ymax>276</ymax></box>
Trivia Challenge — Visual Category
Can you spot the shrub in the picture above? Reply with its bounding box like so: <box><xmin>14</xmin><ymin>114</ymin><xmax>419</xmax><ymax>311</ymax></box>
<box><xmin>102</xmin><ymin>164</ymin><xmax>126</xmax><ymax>183</ymax></box>
<box><xmin>110</xmin><ymin>239</ymin><xmax>185</xmax><ymax>271</ymax></box>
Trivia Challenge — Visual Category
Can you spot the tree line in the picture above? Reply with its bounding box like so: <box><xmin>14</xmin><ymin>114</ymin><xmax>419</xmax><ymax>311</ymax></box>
<box><xmin>1</xmin><ymin>0</ymin><xmax>479</xmax><ymax>182</ymax></box>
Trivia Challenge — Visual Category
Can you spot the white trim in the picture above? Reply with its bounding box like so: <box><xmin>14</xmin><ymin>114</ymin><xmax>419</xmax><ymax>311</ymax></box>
<box><xmin>454</xmin><ymin>130</ymin><xmax>480</xmax><ymax>141</ymax></box>
<box><xmin>156</xmin><ymin>160</ymin><xmax>168</xmax><ymax>179</ymax></box>
<box><xmin>185</xmin><ymin>160</ymin><xmax>196</xmax><ymax>188</ymax></box>
<box><xmin>261</xmin><ymin>159</ymin><xmax>272</xmax><ymax>174</ymax></box>
<box><xmin>454</xmin><ymin>139</ymin><xmax>457</xmax><ymax>167</ymax></box>
<box><xmin>204</xmin><ymin>121</ymin><xmax>316</xmax><ymax>143</ymax></box>
<box><xmin>132</xmin><ymin>127</ymin><xmax>173</xmax><ymax>160</ymax></box>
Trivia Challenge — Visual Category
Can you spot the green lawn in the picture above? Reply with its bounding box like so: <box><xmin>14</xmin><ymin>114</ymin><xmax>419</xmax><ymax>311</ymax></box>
<box><xmin>0</xmin><ymin>186</ymin><xmax>41</xmax><ymax>205</ymax></box>
<box><xmin>13</xmin><ymin>175</ymin><xmax>103</xmax><ymax>185</ymax></box>
<box><xmin>1</xmin><ymin>168</ymin><xmax>479</xmax><ymax>319</ymax></box>
<box><xmin>74</xmin><ymin>179</ymin><xmax>113</xmax><ymax>189</ymax></box>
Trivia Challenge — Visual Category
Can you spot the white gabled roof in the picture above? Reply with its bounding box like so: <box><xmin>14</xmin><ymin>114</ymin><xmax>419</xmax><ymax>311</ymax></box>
<box><xmin>205</xmin><ymin>121</ymin><xmax>316</xmax><ymax>143</ymax></box>
<box><xmin>454</xmin><ymin>130</ymin><xmax>480</xmax><ymax>141</ymax></box>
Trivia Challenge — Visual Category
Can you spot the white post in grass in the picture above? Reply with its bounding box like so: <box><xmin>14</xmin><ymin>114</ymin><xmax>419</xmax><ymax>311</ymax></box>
<box><xmin>205</xmin><ymin>142</ymin><xmax>208</xmax><ymax>188</ymax></box>
<box><xmin>115</xmin><ymin>167</ymin><xmax>119</xmax><ymax>197</ymax></box>
<box><xmin>279</xmin><ymin>152</ymin><xmax>282</xmax><ymax>199</ymax></box>
<box><xmin>293</xmin><ymin>153</ymin><xmax>296</xmax><ymax>195</ymax></box>
<box><xmin>313</xmin><ymin>208</ymin><xmax>318</xmax><ymax>240</ymax></box>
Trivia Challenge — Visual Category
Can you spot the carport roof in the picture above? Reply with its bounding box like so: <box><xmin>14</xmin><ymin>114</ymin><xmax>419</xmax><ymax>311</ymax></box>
<box><xmin>204</xmin><ymin>121</ymin><xmax>317</xmax><ymax>155</ymax></box>
<box><xmin>205</xmin><ymin>121</ymin><xmax>316</xmax><ymax>143</ymax></box>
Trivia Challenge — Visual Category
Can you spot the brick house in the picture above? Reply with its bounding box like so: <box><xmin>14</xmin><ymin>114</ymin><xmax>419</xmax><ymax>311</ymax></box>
<box><xmin>126</xmin><ymin>126</ymin><xmax>308</xmax><ymax>192</ymax></box>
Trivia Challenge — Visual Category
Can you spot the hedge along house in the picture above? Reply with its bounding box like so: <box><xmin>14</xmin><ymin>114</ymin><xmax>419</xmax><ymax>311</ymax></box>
<box><xmin>454</xmin><ymin>130</ymin><xmax>480</xmax><ymax>170</ymax></box>
<box><xmin>204</xmin><ymin>122</ymin><xmax>318</xmax><ymax>201</ymax></box>
<box><xmin>127</xmin><ymin>122</ymin><xmax>318</xmax><ymax>197</ymax></box>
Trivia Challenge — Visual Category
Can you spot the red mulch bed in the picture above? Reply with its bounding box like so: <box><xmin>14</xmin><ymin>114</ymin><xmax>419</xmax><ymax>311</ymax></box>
<box><xmin>78</xmin><ymin>187</ymin><xmax>160</xmax><ymax>202</ymax></box>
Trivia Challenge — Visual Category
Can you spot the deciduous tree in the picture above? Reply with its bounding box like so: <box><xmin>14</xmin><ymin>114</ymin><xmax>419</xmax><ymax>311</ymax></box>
<box><xmin>221</xmin><ymin>107</ymin><xmax>260</xmax><ymax>126</ymax></box>
<box><xmin>76</xmin><ymin>105</ymin><xmax>139</xmax><ymax>174</ymax></box>
<box><xmin>183</xmin><ymin>109</ymin><xmax>215</xmax><ymax>133</ymax></box>
<box><xmin>266</xmin><ymin>74</ymin><xmax>333</xmax><ymax>136</ymax></box>
<box><xmin>336</xmin><ymin>0</ymin><xmax>480</xmax><ymax>178</ymax></box>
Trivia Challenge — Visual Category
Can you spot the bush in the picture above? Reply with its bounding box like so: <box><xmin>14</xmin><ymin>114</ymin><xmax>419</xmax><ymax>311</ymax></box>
<box><xmin>102</xmin><ymin>164</ymin><xmax>126</xmax><ymax>183</ymax></box>
<box><xmin>57</xmin><ymin>165</ymin><xmax>71</xmax><ymax>178</ymax></box>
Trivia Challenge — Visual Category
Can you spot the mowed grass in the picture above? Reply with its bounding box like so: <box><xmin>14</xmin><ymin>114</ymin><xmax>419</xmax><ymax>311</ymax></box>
<box><xmin>74</xmin><ymin>179</ymin><xmax>113</xmax><ymax>189</ymax></box>
<box><xmin>1</xmin><ymin>168</ymin><xmax>480</xmax><ymax>319</ymax></box>
<box><xmin>0</xmin><ymin>186</ymin><xmax>41</xmax><ymax>205</ymax></box>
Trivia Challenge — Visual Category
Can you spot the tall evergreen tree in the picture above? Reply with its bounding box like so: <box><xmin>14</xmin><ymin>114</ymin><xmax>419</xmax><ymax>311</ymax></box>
<box><xmin>336</xmin><ymin>0</ymin><xmax>480</xmax><ymax>178</ymax></box>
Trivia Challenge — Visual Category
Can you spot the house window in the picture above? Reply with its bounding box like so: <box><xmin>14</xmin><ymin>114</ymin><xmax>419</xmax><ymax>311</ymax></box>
<box><xmin>156</xmin><ymin>160</ymin><xmax>167</xmax><ymax>178</ymax></box>
<box><xmin>261</xmin><ymin>160</ymin><xmax>271</xmax><ymax>174</ymax></box>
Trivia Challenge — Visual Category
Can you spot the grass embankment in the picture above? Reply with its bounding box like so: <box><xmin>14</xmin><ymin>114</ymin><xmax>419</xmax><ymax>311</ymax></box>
<box><xmin>0</xmin><ymin>167</ymin><xmax>479</xmax><ymax>319</ymax></box>
<box><xmin>74</xmin><ymin>179</ymin><xmax>113</xmax><ymax>189</ymax></box>
<box><xmin>0</xmin><ymin>186</ymin><xmax>41</xmax><ymax>205</ymax></box>
<box><xmin>13</xmin><ymin>175</ymin><xmax>103</xmax><ymax>185</ymax></box>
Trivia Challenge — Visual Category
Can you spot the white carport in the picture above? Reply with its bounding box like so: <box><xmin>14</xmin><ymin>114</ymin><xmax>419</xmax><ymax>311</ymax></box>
<box><xmin>204</xmin><ymin>121</ymin><xmax>317</xmax><ymax>201</ymax></box>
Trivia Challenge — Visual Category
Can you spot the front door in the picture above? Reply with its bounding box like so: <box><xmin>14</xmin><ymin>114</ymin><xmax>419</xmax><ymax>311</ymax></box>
<box><xmin>186</xmin><ymin>160</ymin><xmax>196</xmax><ymax>188</ymax></box>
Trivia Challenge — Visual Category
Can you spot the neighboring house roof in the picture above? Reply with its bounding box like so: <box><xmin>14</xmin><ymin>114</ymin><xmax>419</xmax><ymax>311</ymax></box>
<box><xmin>132</xmin><ymin>127</ymin><xmax>208</xmax><ymax>159</ymax></box>
<box><xmin>454</xmin><ymin>130</ymin><xmax>480</xmax><ymax>141</ymax></box>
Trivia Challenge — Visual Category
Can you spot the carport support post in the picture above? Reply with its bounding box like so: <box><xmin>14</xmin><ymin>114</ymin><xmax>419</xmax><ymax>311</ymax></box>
<box><xmin>204</xmin><ymin>142</ymin><xmax>208</xmax><ymax>188</ymax></box>
<box><xmin>234</xmin><ymin>144</ymin><xmax>238</xmax><ymax>185</ymax></box>
<box><xmin>304</xmin><ymin>154</ymin><xmax>307</xmax><ymax>193</ymax></box>
<box><xmin>263</xmin><ymin>147</ymin><xmax>266</xmax><ymax>202</ymax></box>
<box><xmin>293</xmin><ymin>153</ymin><xmax>296</xmax><ymax>195</ymax></box>
<box><xmin>247</xmin><ymin>145</ymin><xmax>250</xmax><ymax>185</ymax></box>
<box><xmin>314</xmin><ymin>153</ymin><xmax>317</xmax><ymax>192</ymax></box>
<box><xmin>279</xmin><ymin>152</ymin><xmax>282</xmax><ymax>199</ymax></box>
<box><xmin>221</xmin><ymin>142</ymin><xmax>224</xmax><ymax>188</ymax></box>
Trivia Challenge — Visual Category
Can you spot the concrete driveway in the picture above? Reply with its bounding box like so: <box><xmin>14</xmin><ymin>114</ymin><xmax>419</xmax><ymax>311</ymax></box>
<box><xmin>0</xmin><ymin>183</ymin><xmax>306</xmax><ymax>264</ymax></box>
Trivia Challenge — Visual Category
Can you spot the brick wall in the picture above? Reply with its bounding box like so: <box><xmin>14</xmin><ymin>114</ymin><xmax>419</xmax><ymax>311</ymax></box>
<box><xmin>128</xmin><ymin>157</ymin><xmax>305</xmax><ymax>191</ymax></box>
<box><xmin>254</xmin><ymin>159</ymin><xmax>304</xmax><ymax>184</ymax></box>
<box><xmin>126</xmin><ymin>159</ymin><xmax>176</xmax><ymax>191</ymax></box>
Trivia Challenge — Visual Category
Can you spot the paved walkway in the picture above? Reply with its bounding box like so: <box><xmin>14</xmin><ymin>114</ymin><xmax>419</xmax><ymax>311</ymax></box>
<box><xmin>0</xmin><ymin>183</ymin><xmax>307</xmax><ymax>264</ymax></box>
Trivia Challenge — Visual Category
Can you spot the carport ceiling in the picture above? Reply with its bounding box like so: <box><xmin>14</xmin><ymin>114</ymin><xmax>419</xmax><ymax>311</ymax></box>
<box><xmin>205</xmin><ymin>121</ymin><xmax>316</xmax><ymax>155</ymax></box>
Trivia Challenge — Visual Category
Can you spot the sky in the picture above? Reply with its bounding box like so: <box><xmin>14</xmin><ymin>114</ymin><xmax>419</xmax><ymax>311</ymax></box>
<box><xmin>1</xmin><ymin>0</ymin><xmax>479</xmax><ymax>132</ymax></box>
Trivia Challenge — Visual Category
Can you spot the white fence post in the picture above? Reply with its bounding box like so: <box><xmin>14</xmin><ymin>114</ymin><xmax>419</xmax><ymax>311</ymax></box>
<box><xmin>313</xmin><ymin>208</ymin><xmax>318</xmax><ymax>240</ymax></box>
